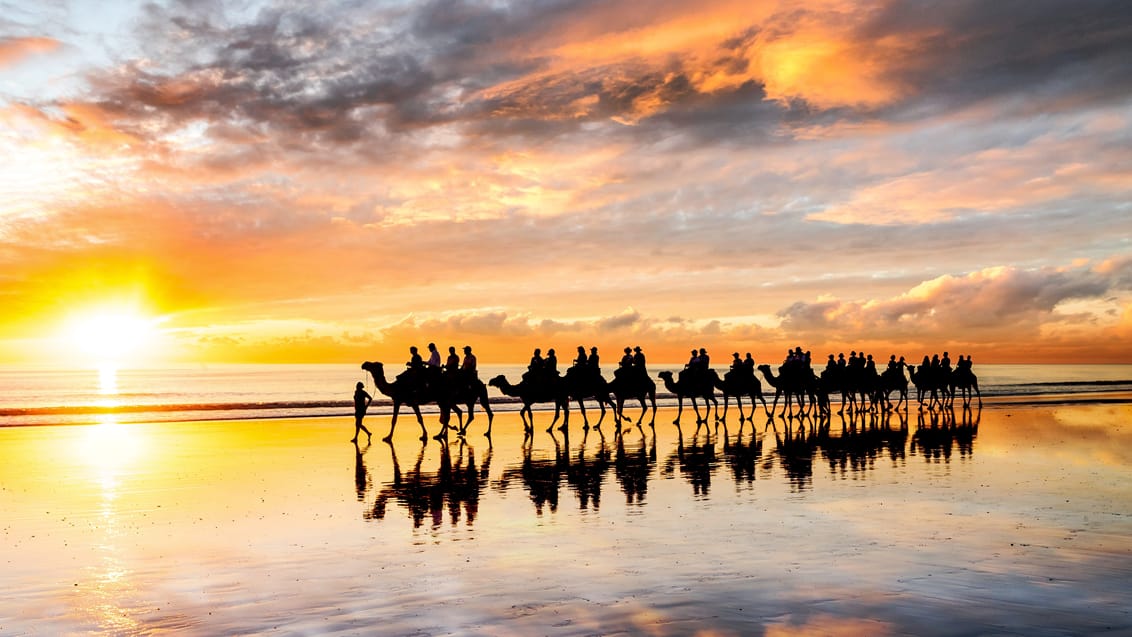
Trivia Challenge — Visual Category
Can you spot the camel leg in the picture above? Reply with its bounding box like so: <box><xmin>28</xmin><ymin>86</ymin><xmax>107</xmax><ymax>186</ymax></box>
<box><xmin>382</xmin><ymin>403</ymin><xmax>401</xmax><ymax>442</ymax></box>
<box><xmin>720</xmin><ymin>396</ymin><xmax>730</xmax><ymax>423</ymax></box>
<box><xmin>481</xmin><ymin>396</ymin><xmax>494</xmax><ymax>437</ymax></box>
<box><xmin>410</xmin><ymin>405</ymin><xmax>428</xmax><ymax>441</ymax></box>
<box><xmin>556</xmin><ymin>402</ymin><xmax>570</xmax><ymax>433</ymax></box>
<box><xmin>462</xmin><ymin>401</ymin><xmax>475</xmax><ymax>433</ymax></box>
<box><xmin>647</xmin><ymin>396</ymin><xmax>657</xmax><ymax>428</ymax></box>
<box><xmin>547</xmin><ymin>404</ymin><xmax>557</xmax><ymax>432</ymax></box>
<box><xmin>575</xmin><ymin>399</ymin><xmax>589</xmax><ymax>429</ymax></box>
<box><xmin>673</xmin><ymin>397</ymin><xmax>684</xmax><ymax>425</ymax></box>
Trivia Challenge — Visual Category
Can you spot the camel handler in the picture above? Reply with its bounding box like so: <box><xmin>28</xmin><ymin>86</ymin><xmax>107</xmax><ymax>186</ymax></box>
<box><xmin>352</xmin><ymin>381</ymin><xmax>373</xmax><ymax>443</ymax></box>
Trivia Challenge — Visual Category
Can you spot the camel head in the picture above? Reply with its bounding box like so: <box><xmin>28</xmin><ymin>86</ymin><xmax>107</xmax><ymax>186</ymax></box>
<box><xmin>656</xmin><ymin>370</ymin><xmax>673</xmax><ymax>380</ymax></box>
<box><xmin>361</xmin><ymin>361</ymin><xmax>383</xmax><ymax>374</ymax></box>
<box><xmin>487</xmin><ymin>374</ymin><xmax>507</xmax><ymax>388</ymax></box>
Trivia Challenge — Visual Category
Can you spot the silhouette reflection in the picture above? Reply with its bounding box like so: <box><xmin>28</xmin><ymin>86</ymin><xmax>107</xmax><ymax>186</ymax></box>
<box><xmin>614</xmin><ymin>428</ymin><xmax>656</xmax><ymax>504</ymax></box>
<box><xmin>497</xmin><ymin>430</ymin><xmax>616</xmax><ymax>513</ymax></box>
<box><xmin>359</xmin><ymin>406</ymin><xmax>984</xmax><ymax>523</ymax></box>
<box><xmin>662</xmin><ymin>428</ymin><xmax>718</xmax><ymax>497</ymax></box>
<box><xmin>365</xmin><ymin>438</ymin><xmax>491</xmax><ymax>528</ymax></box>
<box><xmin>565</xmin><ymin>433</ymin><xmax>611</xmax><ymax>511</ymax></box>
<box><xmin>496</xmin><ymin>433</ymin><xmax>566</xmax><ymax>514</ymax></box>
<box><xmin>719</xmin><ymin>423</ymin><xmax>762</xmax><ymax>486</ymax></box>
<box><xmin>768</xmin><ymin>421</ymin><xmax>817</xmax><ymax>491</ymax></box>
<box><xmin>819</xmin><ymin>409</ymin><xmax>909</xmax><ymax>477</ymax></box>
<box><xmin>354</xmin><ymin>440</ymin><xmax>371</xmax><ymax>501</ymax></box>
<box><xmin>910</xmin><ymin>406</ymin><xmax>980</xmax><ymax>463</ymax></box>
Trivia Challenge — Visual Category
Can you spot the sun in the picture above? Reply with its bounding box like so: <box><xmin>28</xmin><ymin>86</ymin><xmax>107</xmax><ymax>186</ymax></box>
<box><xmin>62</xmin><ymin>307</ymin><xmax>162</xmax><ymax>367</ymax></box>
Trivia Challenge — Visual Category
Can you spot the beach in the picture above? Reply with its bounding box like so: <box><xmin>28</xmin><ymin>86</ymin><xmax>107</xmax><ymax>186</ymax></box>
<box><xmin>2</xmin><ymin>399</ymin><xmax>1131</xmax><ymax>635</ymax></box>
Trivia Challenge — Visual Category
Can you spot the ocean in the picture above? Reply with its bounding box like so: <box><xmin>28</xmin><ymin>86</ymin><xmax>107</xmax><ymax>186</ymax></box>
<box><xmin>1</xmin><ymin>362</ymin><xmax>1131</xmax><ymax>427</ymax></box>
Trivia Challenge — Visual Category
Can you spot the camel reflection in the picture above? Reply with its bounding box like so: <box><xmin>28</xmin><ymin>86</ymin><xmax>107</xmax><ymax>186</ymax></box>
<box><xmin>365</xmin><ymin>438</ymin><xmax>491</xmax><ymax>528</ymax></box>
<box><xmin>718</xmin><ymin>423</ymin><xmax>762</xmax><ymax>485</ymax></box>
<box><xmin>662</xmin><ymin>428</ymin><xmax>718</xmax><ymax>496</ymax></box>
<box><xmin>565</xmin><ymin>432</ymin><xmax>611</xmax><ymax>510</ymax></box>
<box><xmin>768</xmin><ymin>420</ymin><xmax>818</xmax><ymax>491</ymax></box>
<box><xmin>615</xmin><ymin>428</ymin><xmax>656</xmax><ymax>504</ymax></box>
<box><xmin>359</xmin><ymin>406</ymin><xmax>983</xmax><ymax>523</ymax></box>
<box><xmin>910</xmin><ymin>406</ymin><xmax>980</xmax><ymax>462</ymax></box>
<box><xmin>497</xmin><ymin>430</ymin><xmax>614</xmax><ymax>514</ymax></box>
<box><xmin>818</xmin><ymin>409</ymin><xmax>909</xmax><ymax>477</ymax></box>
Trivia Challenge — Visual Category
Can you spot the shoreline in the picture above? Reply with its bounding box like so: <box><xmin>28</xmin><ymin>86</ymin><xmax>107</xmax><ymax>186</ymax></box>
<box><xmin>2</xmin><ymin>389</ymin><xmax>1130</xmax><ymax>428</ymax></box>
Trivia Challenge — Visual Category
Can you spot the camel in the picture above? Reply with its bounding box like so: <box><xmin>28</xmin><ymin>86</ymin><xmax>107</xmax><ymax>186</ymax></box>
<box><xmin>756</xmin><ymin>364</ymin><xmax>810</xmax><ymax>418</ymax></box>
<box><xmin>607</xmin><ymin>370</ymin><xmax>658</xmax><ymax>430</ymax></box>
<box><xmin>444</xmin><ymin>373</ymin><xmax>496</xmax><ymax>436</ymax></box>
<box><xmin>819</xmin><ymin>366</ymin><xmax>854</xmax><ymax>415</ymax></box>
<box><xmin>563</xmin><ymin>366</ymin><xmax>618</xmax><ymax>429</ymax></box>
<box><xmin>876</xmin><ymin>366</ymin><xmax>910</xmax><ymax>411</ymax></box>
<box><xmin>657</xmin><ymin>370</ymin><xmax>718</xmax><ymax>426</ymax></box>
<box><xmin>710</xmin><ymin>368</ymin><xmax>770</xmax><ymax>423</ymax></box>
<box><xmin>361</xmin><ymin>361</ymin><xmax>450</xmax><ymax>442</ymax></box>
<box><xmin>950</xmin><ymin>367</ymin><xmax>982</xmax><ymax>408</ymax></box>
<box><xmin>908</xmin><ymin>364</ymin><xmax>948</xmax><ymax>409</ymax></box>
<box><xmin>487</xmin><ymin>374</ymin><xmax>570</xmax><ymax>433</ymax></box>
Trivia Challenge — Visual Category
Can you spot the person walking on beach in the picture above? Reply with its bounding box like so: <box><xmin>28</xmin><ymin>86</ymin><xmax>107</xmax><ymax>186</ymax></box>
<box><xmin>352</xmin><ymin>381</ymin><xmax>373</xmax><ymax>443</ymax></box>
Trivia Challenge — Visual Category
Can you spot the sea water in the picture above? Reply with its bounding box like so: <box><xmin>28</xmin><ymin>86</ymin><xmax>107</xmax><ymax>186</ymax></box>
<box><xmin>1</xmin><ymin>363</ymin><xmax>1130</xmax><ymax>427</ymax></box>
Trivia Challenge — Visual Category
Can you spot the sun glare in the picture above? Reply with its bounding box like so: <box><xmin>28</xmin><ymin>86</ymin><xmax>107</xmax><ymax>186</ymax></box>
<box><xmin>63</xmin><ymin>309</ymin><xmax>161</xmax><ymax>367</ymax></box>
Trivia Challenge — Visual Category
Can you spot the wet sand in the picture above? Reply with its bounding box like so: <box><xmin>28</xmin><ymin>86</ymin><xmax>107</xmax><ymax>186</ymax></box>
<box><xmin>2</xmin><ymin>402</ymin><xmax>1131</xmax><ymax>635</ymax></box>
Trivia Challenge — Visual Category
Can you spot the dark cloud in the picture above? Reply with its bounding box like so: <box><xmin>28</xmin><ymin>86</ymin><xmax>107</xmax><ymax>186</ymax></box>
<box><xmin>27</xmin><ymin>0</ymin><xmax>1127</xmax><ymax>164</ymax></box>
<box><xmin>863</xmin><ymin>0</ymin><xmax>1132</xmax><ymax>116</ymax></box>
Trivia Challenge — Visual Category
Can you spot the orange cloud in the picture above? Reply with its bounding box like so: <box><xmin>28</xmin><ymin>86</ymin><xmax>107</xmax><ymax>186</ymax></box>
<box><xmin>0</xmin><ymin>36</ymin><xmax>59</xmax><ymax>67</ymax></box>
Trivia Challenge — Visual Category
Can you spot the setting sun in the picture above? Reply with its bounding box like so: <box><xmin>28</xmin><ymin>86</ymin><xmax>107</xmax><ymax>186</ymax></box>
<box><xmin>62</xmin><ymin>309</ymin><xmax>162</xmax><ymax>367</ymax></box>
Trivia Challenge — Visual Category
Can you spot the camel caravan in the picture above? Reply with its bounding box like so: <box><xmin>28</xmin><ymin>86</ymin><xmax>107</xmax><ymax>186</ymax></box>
<box><xmin>361</xmin><ymin>344</ymin><xmax>981</xmax><ymax>441</ymax></box>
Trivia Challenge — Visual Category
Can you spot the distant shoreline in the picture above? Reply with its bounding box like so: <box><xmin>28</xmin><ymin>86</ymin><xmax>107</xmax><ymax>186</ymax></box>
<box><xmin>2</xmin><ymin>390</ymin><xmax>1129</xmax><ymax>428</ymax></box>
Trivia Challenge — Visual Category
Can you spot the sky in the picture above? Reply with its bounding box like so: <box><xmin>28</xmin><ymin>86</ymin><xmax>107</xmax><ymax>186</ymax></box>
<box><xmin>1</xmin><ymin>0</ymin><xmax>1131</xmax><ymax>366</ymax></box>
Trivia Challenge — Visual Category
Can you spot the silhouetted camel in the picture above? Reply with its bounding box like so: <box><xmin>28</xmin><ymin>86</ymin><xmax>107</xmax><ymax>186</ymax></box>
<box><xmin>950</xmin><ymin>367</ymin><xmax>983</xmax><ymax>408</ymax></box>
<box><xmin>657</xmin><ymin>370</ymin><xmax>717</xmax><ymax>426</ymax></box>
<box><xmin>710</xmin><ymin>368</ymin><xmax>770</xmax><ymax>423</ymax></box>
<box><xmin>908</xmin><ymin>364</ymin><xmax>949</xmax><ymax>409</ymax></box>
<box><xmin>876</xmin><ymin>366</ymin><xmax>910</xmax><ymax>411</ymax></box>
<box><xmin>488</xmin><ymin>374</ymin><xmax>570</xmax><ymax>433</ymax></box>
<box><xmin>756</xmin><ymin>364</ymin><xmax>810</xmax><ymax>418</ymax></box>
<box><xmin>443</xmin><ymin>374</ymin><xmax>495</xmax><ymax>436</ymax></box>
<box><xmin>607</xmin><ymin>371</ymin><xmax>658</xmax><ymax>430</ymax></box>
<box><xmin>361</xmin><ymin>361</ymin><xmax>448</xmax><ymax>441</ymax></box>
<box><xmin>563</xmin><ymin>366</ymin><xmax>618</xmax><ymax>429</ymax></box>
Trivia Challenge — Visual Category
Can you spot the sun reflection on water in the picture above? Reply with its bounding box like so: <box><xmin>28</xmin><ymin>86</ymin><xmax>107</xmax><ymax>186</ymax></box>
<box><xmin>73</xmin><ymin>416</ymin><xmax>147</xmax><ymax>633</ymax></box>
<box><xmin>98</xmin><ymin>364</ymin><xmax>118</xmax><ymax>395</ymax></box>
<box><xmin>77</xmin><ymin>416</ymin><xmax>145</xmax><ymax>490</ymax></box>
